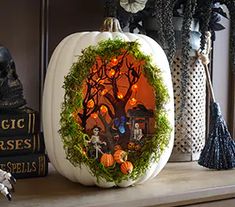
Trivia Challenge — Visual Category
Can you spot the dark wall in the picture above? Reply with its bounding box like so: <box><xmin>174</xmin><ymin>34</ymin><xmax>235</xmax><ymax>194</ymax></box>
<box><xmin>0</xmin><ymin>0</ymin><xmax>104</xmax><ymax>111</ymax></box>
<box><xmin>48</xmin><ymin>0</ymin><xmax>104</xmax><ymax>57</ymax></box>
<box><xmin>0</xmin><ymin>0</ymin><xmax>41</xmax><ymax>111</ymax></box>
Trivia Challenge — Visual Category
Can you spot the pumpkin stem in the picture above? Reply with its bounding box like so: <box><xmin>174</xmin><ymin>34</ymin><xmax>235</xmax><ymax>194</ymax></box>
<box><xmin>100</xmin><ymin>17</ymin><xmax>123</xmax><ymax>32</ymax></box>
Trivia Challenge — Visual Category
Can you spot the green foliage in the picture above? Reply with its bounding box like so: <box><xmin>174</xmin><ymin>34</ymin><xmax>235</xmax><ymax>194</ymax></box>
<box><xmin>60</xmin><ymin>38</ymin><xmax>171</xmax><ymax>184</ymax></box>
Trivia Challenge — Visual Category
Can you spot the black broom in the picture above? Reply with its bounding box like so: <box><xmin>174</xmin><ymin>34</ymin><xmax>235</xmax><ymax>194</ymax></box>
<box><xmin>197</xmin><ymin>32</ymin><xmax>235</xmax><ymax>170</ymax></box>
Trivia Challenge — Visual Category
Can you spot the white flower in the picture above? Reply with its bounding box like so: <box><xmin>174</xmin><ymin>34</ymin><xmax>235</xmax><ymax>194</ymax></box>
<box><xmin>120</xmin><ymin>0</ymin><xmax>148</xmax><ymax>13</ymax></box>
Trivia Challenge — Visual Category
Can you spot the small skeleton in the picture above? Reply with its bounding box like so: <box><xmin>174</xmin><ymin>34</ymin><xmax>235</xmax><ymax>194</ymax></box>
<box><xmin>0</xmin><ymin>169</ymin><xmax>16</xmax><ymax>201</ymax></box>
<box><xmin>89</xmin><ymin>127</ymin><xmax>106</xmax><ymax>159</ymax></box>
<box><xmin>133</xmin><ymin>123</ymin><xmax>143</xmax><ymax>141</ymax></box>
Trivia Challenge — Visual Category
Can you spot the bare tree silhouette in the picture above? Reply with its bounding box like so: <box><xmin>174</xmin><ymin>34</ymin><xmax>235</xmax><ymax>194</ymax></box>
<box><xmin>76</xmin><ymin>50</ymin><xmax>143</xmax><ymax>148</ymax></box>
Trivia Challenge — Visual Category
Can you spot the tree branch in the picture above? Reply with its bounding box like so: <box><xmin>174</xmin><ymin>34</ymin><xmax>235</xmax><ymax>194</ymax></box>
<box><xmin>102</xmin><ymin>103</ymin><xmax>115</xmax><ymax>119</ymax></box>
<box><xmin>104</xmin><ymin>92</ymin><xmax>116</xmax><ymax>105</ymax></box>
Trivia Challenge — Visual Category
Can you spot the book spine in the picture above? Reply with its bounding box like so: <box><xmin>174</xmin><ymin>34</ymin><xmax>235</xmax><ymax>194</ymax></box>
<box><xmin>0</xmin><ymin>110</ymin><xmax>39</xmax><ymax>136</ymax></box>
<box><xmin>0</xmin><ymin>133</ymin><xmax>45</xmax><ymax>156</ymax></box>
<box><xmin>0</xmin><ymin>153</ymin><xmax>48</xmax><ymax>179</ymax></box>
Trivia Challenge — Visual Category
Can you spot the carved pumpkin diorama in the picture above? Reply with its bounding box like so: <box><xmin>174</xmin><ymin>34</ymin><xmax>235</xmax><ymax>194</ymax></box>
<box><xmin>75</xmin><ymin>48</ymin><xmax>157</xmax><ymax>156</ymax></box>
<box><xmin>43</xmin><ymin>18</ymin><xmax>174</xmax><ymax>187</ymax></box>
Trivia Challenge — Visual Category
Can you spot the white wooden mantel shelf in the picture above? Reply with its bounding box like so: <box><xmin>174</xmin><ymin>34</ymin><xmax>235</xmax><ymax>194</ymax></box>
<box><xmin>1</xmin><ymin>162</ymin><xmax>235</xmax><ymax>207</ymax></box>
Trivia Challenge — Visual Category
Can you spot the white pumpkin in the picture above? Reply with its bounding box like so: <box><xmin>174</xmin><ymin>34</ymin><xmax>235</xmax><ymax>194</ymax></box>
<box><xmin>42</xmin><ymin>18</ymin><xmax>174</xmax><ymax>188</ymax></box>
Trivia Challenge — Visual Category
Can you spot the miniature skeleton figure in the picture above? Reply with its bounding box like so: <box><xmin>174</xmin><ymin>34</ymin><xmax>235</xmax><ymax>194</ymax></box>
<box><xmin>0</xmin><ymin>169</ymin><xmax>16</xmax><ymax>201</ymax></box>
<box><xmin>133</xmin><ymin>123</ymin><xmax>143</xmax><ymax>141</ymax></box>
<box><xmin>89</xmin><ymin>127</ymin><xmax>106</xmax><ymax>159</ymax></box>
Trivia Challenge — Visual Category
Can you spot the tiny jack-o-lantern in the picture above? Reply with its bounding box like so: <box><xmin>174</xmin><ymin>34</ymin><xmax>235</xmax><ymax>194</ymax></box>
<box><xmin>43</xmin><ymin>17</ymin><xmax>174</xmax><ymax>188</ymax></box>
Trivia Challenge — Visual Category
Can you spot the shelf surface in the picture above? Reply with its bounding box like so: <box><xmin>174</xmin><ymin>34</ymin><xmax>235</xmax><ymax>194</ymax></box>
<box><xmin>1</xmin><ymin>162</ymin><xmax>235</xmax><ymax>207</ymax></box>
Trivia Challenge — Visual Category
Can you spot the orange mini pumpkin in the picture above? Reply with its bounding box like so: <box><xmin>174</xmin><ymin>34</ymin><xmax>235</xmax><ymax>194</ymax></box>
<box><xmin>120</xmin><ymin>161</ymin><xmax>133</xmax><ymax>175</ymax></box>
<box><xmin>114</xmin><ymin>144</ymin><xmax>122</xmax><ymax>151</ymax></box>
<box><xmin>127</xmin><ymin>142</ymin><xmax>135</xmax><ymax>150</ymax></box>
<box><xmin>100</xmin><ymin>153</ymin><xmax>114</xmax><ymax>167</ymax></box>
<box><xmin>135</xmin><ymin>144</ymin><xmax>141</xmax><ymax>151</ymax></box>
<box><xmin>113</xmin><ymin>150</ymin><xmax>127</xmax><ymax>164</ymax></box>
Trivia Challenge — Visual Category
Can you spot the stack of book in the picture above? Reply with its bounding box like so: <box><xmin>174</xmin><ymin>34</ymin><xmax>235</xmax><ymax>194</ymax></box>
<box><xmin>0</xmin><ymin>107</ymin><xmax>48</xmax><ymax>179</ymax></box>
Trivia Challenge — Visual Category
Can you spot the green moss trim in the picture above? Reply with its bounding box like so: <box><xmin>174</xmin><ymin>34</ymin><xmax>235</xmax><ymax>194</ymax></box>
<box><xmin>60</xmin><ymin>38</ymin><xmax>172</xmax><ymax>184</ymax></box>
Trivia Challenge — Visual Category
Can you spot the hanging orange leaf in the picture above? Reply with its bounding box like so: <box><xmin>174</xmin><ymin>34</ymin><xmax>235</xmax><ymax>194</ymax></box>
<box><xmin>87</xmin><ymin>99</ymin><xmax>95</xmax><ymax>108</ymax></box>
<box><xmin>91</xmin><ymin>113</ymin><xmax>98</xmax><ymax>119</ymax></box>
<box><xmin>109</xmin><ymin>69</ymin><xmax>115</xmax><ymax>77</ymax></box>
<box><xmin>100</xmin><ymin>105</ymin><xmax>108</xmax><ymax>114</ymax></box>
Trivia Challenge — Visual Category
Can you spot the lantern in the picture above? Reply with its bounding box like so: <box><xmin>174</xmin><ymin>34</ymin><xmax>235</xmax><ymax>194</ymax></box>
<box><xmin>131</xmin><ymin>84</ymin><xmax>138</xmax><ymax>92</ymax></box>
<box><xmin>87</xmin><ymin>99</ymin><xmax>94</xmax><ymax>108</ymax></box>
<box><xmin>117</xmin><ymin>92</ymin><xmax>124</xmax><ymax>99</ymax></box>
<box><xmin>129</xmin><ymin>97</ymin><xmax>137</xmax><ymax>106</ymax></box>
<box><xmin>111</xmin><ymin>58</ymin><xmax>118</xmax><ymax>66</ymax></box>
<box><xmin>100</xmin><ymin>105</ymin><xmax>108</xmax><ymax>114</ymax></box>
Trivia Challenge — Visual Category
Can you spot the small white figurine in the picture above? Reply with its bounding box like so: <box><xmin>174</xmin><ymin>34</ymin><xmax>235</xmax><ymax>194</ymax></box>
<box><xmin>89</xmin><ymin>127</ymin><xmax>106</xmax><ymax>159</ymax></box>
<box><xmin>133</xmin><ymin>123</ymin><xmax>143</xmax><ymax>141</ymax></box>
<box><xmin>0</xmin><ymin>169</ymin><xmax>16</xmax><ymax>201</ymax></box>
